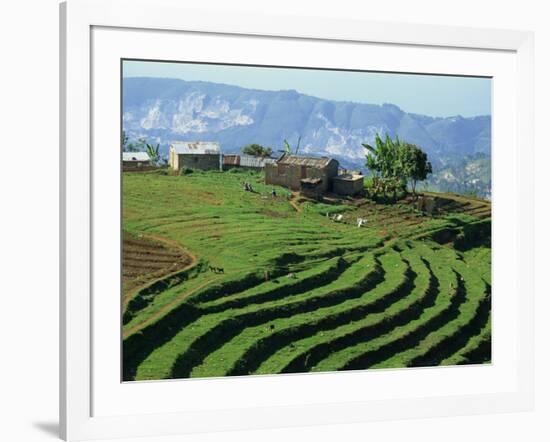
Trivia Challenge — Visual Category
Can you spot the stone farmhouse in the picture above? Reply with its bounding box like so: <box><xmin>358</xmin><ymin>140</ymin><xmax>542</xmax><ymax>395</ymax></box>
<box><xmin>169</xmin><ymin>141</ymin><xmax>222</xmax><ymax>171</ymax></box>
<box><xmin>265</xmin><ymin>153</ymin><xmax>338</xmax><ymax>195</ymax></box>
<box><xmin>265</xmin><ymin>153</ymin><xmax>364</xmax><ymax>198</ymax></box>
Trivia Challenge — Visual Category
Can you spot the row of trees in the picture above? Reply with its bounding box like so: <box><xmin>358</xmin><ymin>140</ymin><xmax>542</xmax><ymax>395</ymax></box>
<box><xmin>363</xmin><ymin>134</ymin><xmax>432</xmax><ymax>197</ymax></box>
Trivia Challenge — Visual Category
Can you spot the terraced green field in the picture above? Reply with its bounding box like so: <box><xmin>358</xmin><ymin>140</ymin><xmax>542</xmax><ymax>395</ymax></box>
<box><xmin>122</xmin><ymin>169</ymin><xmax>491</xmax><ymax>381</ymax></box>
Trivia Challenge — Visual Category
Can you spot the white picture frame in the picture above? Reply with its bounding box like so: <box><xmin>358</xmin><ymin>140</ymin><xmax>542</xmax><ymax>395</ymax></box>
<box><xmin>60</xmin><ymin>0</ymin><xmax>535</xmax><ymax>440</ymax></box>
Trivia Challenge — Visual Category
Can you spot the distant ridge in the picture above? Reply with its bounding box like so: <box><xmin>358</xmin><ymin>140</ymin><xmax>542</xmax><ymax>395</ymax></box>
<box><xmin>123</xmin><ymin>77</ymin><xmax>491</xmax><ymax>197</ymax></box>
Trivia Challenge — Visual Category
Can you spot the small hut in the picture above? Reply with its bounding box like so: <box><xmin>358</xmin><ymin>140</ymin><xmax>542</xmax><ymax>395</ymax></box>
<box><xmin>169</xmin><ymin>141</ymin><xmax>221</xmax><ymax>171</ymax></box>
<box><xmin>332</xmin><ymin>173</ymin><xmax>365</xmax><ymax>196</ymax></box>
<box><xmin>265</xmin><ymin>153</ymin><xmax>339</xmax><ymax>192</ymax></box>
<box><xmin>122</xmin><ymin>152</ymin><xmax>151</xmax><ymax>170</ymax></box>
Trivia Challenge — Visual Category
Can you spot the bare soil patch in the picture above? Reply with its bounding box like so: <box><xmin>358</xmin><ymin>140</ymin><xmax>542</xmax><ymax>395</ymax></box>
<box><xmin>123</xmin><ymin>232</ymin><xmax>193</xmax><ymax>301</ymax></box>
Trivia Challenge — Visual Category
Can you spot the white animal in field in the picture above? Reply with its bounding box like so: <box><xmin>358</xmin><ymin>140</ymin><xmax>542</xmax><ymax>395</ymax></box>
<box><xmin>333</xmin><ymin>214</ymin><xmax>343</xmax><ymax>222</ymax></box>
<box><xmin>356</xmin><ymin>217</ymin><xmax>367</xmax><ymax>228</ymax></box>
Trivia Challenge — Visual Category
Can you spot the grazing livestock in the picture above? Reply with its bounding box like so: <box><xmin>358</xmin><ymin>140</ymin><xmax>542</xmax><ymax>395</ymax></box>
<box><xmin>356</xmin><ymin>217</ymin><xmax>367</xmax><ymax>228</ymax></box>
<box><xmin>209</xmin><ymin>265</ymin><xmax>225</xmax><ymax>274</ymax></box>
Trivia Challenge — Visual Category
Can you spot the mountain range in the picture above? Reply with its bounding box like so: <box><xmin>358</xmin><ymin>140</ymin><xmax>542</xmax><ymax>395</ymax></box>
<box><xmin>123</xmin><ymin>77</ymin><xmax>492</xmax><ymax>198</ymax></box>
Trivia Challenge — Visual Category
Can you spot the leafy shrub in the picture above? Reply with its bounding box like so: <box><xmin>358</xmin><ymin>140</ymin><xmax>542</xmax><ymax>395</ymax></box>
<box><xmin>368</xmin><ymin>176</ymin><xmax>407</xmax><ymax>202</ymax></box>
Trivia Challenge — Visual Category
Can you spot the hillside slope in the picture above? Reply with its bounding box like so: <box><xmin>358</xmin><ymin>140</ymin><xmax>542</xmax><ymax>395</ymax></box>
<box><xmin>122</xmin><ymin>170</ymin><xmax>491</xmax><ymax>381</ymax></box>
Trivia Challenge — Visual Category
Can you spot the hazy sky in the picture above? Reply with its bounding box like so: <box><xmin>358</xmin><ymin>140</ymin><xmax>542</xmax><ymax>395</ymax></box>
<box><xmin>123</xmin><ymin>60</ymin><xmax>491</xmax><ymax>118</ymax></box>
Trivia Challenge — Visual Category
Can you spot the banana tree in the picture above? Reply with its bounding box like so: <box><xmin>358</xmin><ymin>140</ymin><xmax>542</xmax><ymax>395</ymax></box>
<box><xmin>283</xmin><ymin>136</ymin><xmax>302</xmax><ymax>155</ymax></box>
<box><xmin>363</xmin><ymin>133</ymin><xmax>407</xmax><ymax>198</ymax></box>
<box><xmin>283</xmin><ymin>139</ymin><xmax>291</xmax><ymax>154</ymax></box>
<box><xmin>363</xmin><ymin>133</ymin><xmax>403</xmax><ymax>179</ymax></box>
<box><xmin>146</xmin><ymin>143</ymin><xmax>160</xmax><ymax>165</ymax></box>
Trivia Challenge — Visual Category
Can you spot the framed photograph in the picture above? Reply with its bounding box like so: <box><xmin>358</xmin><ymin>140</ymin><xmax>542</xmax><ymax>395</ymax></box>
<box><xmin>60</xmin><ymin>0</ymin><xmax>534</xmax><ymax>440</ymax></box>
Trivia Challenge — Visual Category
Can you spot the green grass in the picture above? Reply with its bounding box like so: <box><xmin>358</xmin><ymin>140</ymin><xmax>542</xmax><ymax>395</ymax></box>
<box><xmin>251</xmin><ymin>249</ymin><xmax>419</xmax><ymax>376</ymax></box>
<box><xmin>122</xmin><ymin>169</ymin><xmax>491</xmax><ymax>381</ymax></box>
<box><xmin>190</xmin><ymin>252</ymin><xmax>383</xmax><ymax>378</ymax></box>
<box><xmin>134</xmin><ymin>252</ymin><xmax>374</xmax><ymax>380</ymax></box>
<box><xmin>312</xmin><ymin>243</ymin><xmax>461</xmax><ymax>372</ymax></box>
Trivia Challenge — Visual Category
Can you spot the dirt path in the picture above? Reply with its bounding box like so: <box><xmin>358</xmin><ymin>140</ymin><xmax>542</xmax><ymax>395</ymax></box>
<box><xmin>289</xmin><ymin>192</ymin><xmax>302</xmax><ymax>213</ymax></box>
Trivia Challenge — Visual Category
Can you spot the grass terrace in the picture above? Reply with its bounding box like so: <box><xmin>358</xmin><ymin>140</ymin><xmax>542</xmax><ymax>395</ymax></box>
<box><xmin>122</xmin><ymin>169</ymin><xmax>491</xmax><ymax>380</ymax></box>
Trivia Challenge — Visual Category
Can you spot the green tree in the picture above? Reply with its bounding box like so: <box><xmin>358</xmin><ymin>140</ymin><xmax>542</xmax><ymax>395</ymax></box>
<box><xmin>241</xmin><ymin>143</ymin><xmax>273</xmax><ymax>157</ymax></box>
<box><xmin>283</xmin><ymin>140</ymin><xmax>291</xmax><ymax>154</ymax></box>
<box><xmin>362</xmin><ymin>133</ymin><xmax>403</xmax><ymax>179</ymax></box>
<box><xmin>363</xmin><ymin>134</ymin><xmax>406</xmax><ymax>199</ymax></box>
<box><xmin>123</xmin><ymin>132</ymin><xmax>147</xmax><ymax>153</ymax></box>
<box><xmin>283</xmin><ymin>136</ymin><xmax>302</xmax><ymax>155</ymax></box>
<box><xmin>146</xmin><ymin>143</ymin><xmax>160</xmax><ymax>165</ymax></box>
<box><xmin>363</xmin><ymin>134</ymin><xmax>431</xmax><ymax>200</ymax></box>
<box><xmin>399</xmin><ymin>143</ymin><xmax>432</xmax><ymax>196</ymax></box>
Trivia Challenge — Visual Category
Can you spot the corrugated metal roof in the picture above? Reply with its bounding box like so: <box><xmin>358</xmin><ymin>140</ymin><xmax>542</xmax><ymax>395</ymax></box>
<box><xmin>122</xmin><ymin>152</ymin><xmax>150</xmax><ymax>162</ymax></box>
<box><xmin>240</xmin><ymin>155</ymin><xmax>276</xmax><ymax>168</ymax></box>
<box><xmin>170</xmin><ymin>141</ymin><xmax>221</xmax><ymax>155</ymax></box>
<box><xmin>277</xmin><ymin>153</ymin><xmax>335</xmax><ymax>168</ymax></box>
<box><xmin>222</xmin><ymin>154</ymin><xmax>276</xmax><ymax>168</ymax></box>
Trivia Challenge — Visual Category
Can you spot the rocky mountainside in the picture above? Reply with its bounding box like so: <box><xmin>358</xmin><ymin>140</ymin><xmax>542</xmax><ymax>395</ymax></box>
<box><xmin>123</xmin><ymin>77</ymin><xmax>491</xmax><ymax>198</ymax></box>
